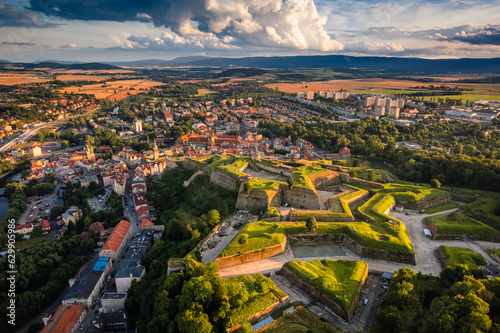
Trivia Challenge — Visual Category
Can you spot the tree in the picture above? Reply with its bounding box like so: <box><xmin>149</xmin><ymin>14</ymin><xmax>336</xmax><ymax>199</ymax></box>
<box><xmin>377</xmin><ymin>306</ymin><xmax>403</xmax><ymax>333</ymax></box>
<box><xmin>243</xmin><ymin>182</ymin><xmax>253</xmax><ymax>194</ymax></box>
<box><xmin>177</xmin><ymin>308</ymin><xmax>213</xmax><ymax>333</ymax></box>
<box><xmin>306</xmin><ymin>217</ymin><xmax>317</xmax><ymax>233</ymax></box>
<box><xmin>287</xmin><ymin>178</ymin><xmax>295</xmax><ymax>189</ymax></box>
<box><xmin>240</xmin><ymin>321</ymin><xmax>253</xmax><ymax>333</ymax></box>
<box><xmin>430</xmin><ymin>179</ymin><xmax>441</xmax><ymax>188</ymax></box>
<box><xmin>50</xmin><ymin>205</ymin><xmax>66</xmax><ymax>220</ymax></box>
<box><xmin>349</xmin><ymin>170</ymin><xmax>357</xmax><ymax>178</ymax></box>
<box><xmin>368</xmin><ymin>171</ymin><xmax>377</xmax><ymax>182</ymax></box>
<box><xmin>206</xmin><ymin>210</ymin><xmax>221</xmax><ymax>229</ymax></box>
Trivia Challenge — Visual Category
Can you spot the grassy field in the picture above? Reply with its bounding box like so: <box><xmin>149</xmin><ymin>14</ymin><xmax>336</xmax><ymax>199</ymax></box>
<box><xmin>256</xmin><ymin>305</ymin><xmax>342</xmax><ymax>333</ymax></box>
<box><xmin>422</xmin><ymin>93</ymin><xmax>500</xmax><ymax>103</ymax></box>
<box><xmin>225</xmin><ymin>273</ymin><xmax>287</xmax><ymax>326</ymax></box>
<box><xmin>425</xmin><ymin>212</ymin><xmax>500</xmax><ymax>238</ymax></box>
<box><xmin>220</xmin><ymin>157</ymin><xmax>250</xmax><ymax>177</ymax></box>
<box><xmin>349</xmin><ymin>89</ymin><xmax>423</xmax><ymax>95</ymax></box>
<box><xmin>246</xmin><ymin>178</ymin><xmax>286</xmax><ymax>196</ymax></box>
<box><xmin>284</xmin><ymin>259</ymin><xmax>367</xmax><ymax>312</ymax></box>
<box><xmin>463</xmin><ymin>197</ymin><xmax>500</xmax><ymax>231</ymax></box>
<box><xmin>439</xmin><ymin>245</ymin><xmax>486</xmax><ymax>269</ymax></box>
<box><xmin>425</xmin><ymin>201</ymin><xmax>460</xmax><ymax>214</ymax></box>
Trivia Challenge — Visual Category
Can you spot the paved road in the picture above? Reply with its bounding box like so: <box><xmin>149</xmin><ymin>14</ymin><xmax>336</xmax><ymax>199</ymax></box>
<box><xmin>0</xmin><ymin>108</ymin><xmax>99</xmax><ymax>153</ymax></box>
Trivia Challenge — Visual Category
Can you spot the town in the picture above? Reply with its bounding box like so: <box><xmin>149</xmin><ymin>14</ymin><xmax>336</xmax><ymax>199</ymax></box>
<box><xmin>1</xmin><ymin>68</ymin><xmax>500</xmax><ymax>333</ymax></box>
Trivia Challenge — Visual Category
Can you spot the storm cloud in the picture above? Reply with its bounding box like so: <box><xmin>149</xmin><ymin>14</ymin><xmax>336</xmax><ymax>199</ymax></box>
<box><xmin>28</xmin><ymin>0</ymin><xmax>343</xmax><ymax>51</ymax></box>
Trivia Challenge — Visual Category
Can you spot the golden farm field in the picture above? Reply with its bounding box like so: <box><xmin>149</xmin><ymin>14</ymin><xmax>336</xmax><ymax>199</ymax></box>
<box><xmin>266</xmin><ymin>78</ymin><xmax>500</xmax><ymax>95</ymax></box>
<box><xmin>0</xmin><ymin>73</ymin><xmax>53</xmax><ymax>85</ymax></box>
<box><xmin>59</xmin><ymin>79</ymin><xmax>165</xmax><ymax>100</ymax></box>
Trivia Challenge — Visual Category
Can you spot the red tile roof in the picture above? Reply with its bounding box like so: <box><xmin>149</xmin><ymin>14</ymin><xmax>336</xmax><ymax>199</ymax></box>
<box><xmin>41</xmin><ymin>305</ymin><xmax>85</xmax><ymax>333</ymax></box>
<box><xmin>100</xmin><ymin>220</ymin><xmax>130</xmax><ymax>254</ymax></box>
<box><xmin>139</xmin><ymin>218</ymin><xmax>154</xmax><ymax>229</ymax></box>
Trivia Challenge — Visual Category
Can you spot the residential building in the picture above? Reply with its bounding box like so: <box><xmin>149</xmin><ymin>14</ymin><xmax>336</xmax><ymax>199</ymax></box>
<box><xmin>40</xmin><ymin>219</ymin><xmax>50</xmax><ymax>234</ymax></box>
<box><xmin>99</xmin><ymin>220</ymin><xmax>132</xmax><ymax>261</ymax></box>
<box><xmin>115</xmin><ymin>229</ymin><xmax>153</xmax><ymax>292</ymax></box>
<box><xmin>133</xmin><ymin>119</ymin><xmax>142</xmax><ymax>133</ymax></box>
<box><xmin>29</xmin><ymin>143</ymin><xmax>42</xmax><ymax>157</ymax></box>
<box><xmin>62</xmin><ymin>257</ymin><xmax>111</xmax><ymax>309</ymax></box>
<box><xmin>14</xmin><ymin>222</ymin><xmax>33</xmax><ymax>234</ymax></box>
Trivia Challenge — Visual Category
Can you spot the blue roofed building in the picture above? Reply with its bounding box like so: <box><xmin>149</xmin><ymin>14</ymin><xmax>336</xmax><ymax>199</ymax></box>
<box><xmin>62</xmin><ymin>257</ymin><xmax>111</xmax><ymax>309</ymax></box>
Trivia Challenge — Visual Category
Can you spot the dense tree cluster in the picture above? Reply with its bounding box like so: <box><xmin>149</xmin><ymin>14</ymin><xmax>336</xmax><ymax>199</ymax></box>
<box><xmin>373</xmin><ymin>266</ymin><xmax>500</xmax><ymax>333</ymax></box>
<box><xmin>0</xmin><ymin>233</ymin><xmax>97</xmax><ymax>331</ymax></box>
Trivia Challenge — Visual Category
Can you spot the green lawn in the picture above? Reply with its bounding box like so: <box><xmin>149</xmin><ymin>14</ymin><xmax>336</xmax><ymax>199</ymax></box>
<box><xmin>225</xmin><ymin>273</ymin><xmax>287</xmax><ymax>326</ymax></box>
<box><xmin>256</xmin><ymin>305</ymin><xmax>342</xmax><ymax>333</ymax></box>
<box><xmin>439</xmin><ymin>245</ymin><xmax>486</xmax><ymax>269</ymax></box>
<box><xmin>284</xmin><ymin>259</ymin><xmax>367</xmax><ymax>312</ymax></box>
<box><xmin>425</xmin><ymin>212</ymin><xmax>500</xmax><ymax>238</ymax></box>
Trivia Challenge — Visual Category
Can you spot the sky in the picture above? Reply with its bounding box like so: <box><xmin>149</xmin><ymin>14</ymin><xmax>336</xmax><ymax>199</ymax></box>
<box><xmin>0</xmin><ymin>0</ymin><xmax>499</xmax><ymax>62</ymax></box>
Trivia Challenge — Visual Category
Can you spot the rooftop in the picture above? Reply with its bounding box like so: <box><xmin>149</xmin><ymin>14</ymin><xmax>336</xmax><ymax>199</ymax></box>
<box><xmin>41</xmin><ymin>305</ymin><xmax>86</xmax><ymax>333</ymax></box>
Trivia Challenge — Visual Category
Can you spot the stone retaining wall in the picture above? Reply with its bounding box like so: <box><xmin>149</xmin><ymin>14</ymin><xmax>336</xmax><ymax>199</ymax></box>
<box><xmin>182</xmin><ymin>158</ymin><xmax>208</xmax><ymax>173</ymax></box>
<box><xmin>210</xmin><ymin>169</ymin><xmax>240</xmax><ymax>191</ymax></box>
<box><xmin>215</xmin><ymin>240</ymin><xmax>286</xmax><ymax>269</ymax></box>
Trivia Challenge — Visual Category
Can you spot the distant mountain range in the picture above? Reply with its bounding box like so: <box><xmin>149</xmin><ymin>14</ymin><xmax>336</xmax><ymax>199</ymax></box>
<box><xmin>104</xmin><ymin>55</ymin><xmax>500</xmax><ymax>73</ymax></box>
<box><xmin>0</xmin><ymin>61</ymin><xmax>121</xmax><ymax>70</ymax></box>
<box><xmin>2</xmin><ymin>55</ymin><xmax>500</xmax><ymax>73</ymax></box>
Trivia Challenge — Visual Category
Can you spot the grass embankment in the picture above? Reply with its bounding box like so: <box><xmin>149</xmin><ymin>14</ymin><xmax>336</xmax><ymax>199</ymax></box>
<box><xmin>376</xmin><ymin>184</ymin><xmax>448</xmax><ymax>203</ymax></box>
<box><xmin>425</xmin><ymin>201</ymin><xmax>460</xmax><ymax>214</ymax></box>
<box><xmin>225</xmin><ymin>273</ymin><xmax>287</xmax><ymax>325</ymax></box>
<box><xmin>207</xmin><ymin>154</ymin><xmax>236</xmax><ymax>169</ymax></box>
<box><xmin>221</xmin><ymin>219</ymin><xmax>414</xmax><ymax>258</ymax></box>
<box><xmin>291</xmin><ymin>186</ymin><xmax>366</xmax><ymax>220</ymax></box>
<box><xmin>284</xmin><ymin>259</ymin><xmax>367</xmax><ymax>312</ymax></box>
<box><xmin>220</xmin><ymin>157</ymin><xmax>251</xmax><ymax>177</ymax></box>
<box><xmin>256</xmin><ymin>305</ymin><xmax>342</xmax><ymax>333</ymax></box>
<box><xmin>291</xmin><ymin>166</ymin><xmax>320</xmax><ymax>192</ymax></box>
<box><xmin>246</xmin><ymin>178</ymin><xmax>286</xmax><ymax>198</ymax></box>
<box><xmin>425</xmin><ymin>212</ymin><xmax>500</xmax><ymax>238</ymax></box>
<box><xmin>439</xmin><ymin>245</ymin><xmax>486</xmax><ymax>269</ymax></box>
<box><xmin>462</xmin><ymin>196</ymin><xmax>500</xmax><ymax>231</ymax></box>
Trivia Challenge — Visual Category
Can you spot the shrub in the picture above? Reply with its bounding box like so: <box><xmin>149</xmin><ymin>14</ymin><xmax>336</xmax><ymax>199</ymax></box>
<box><xmin>238</xmin><ymin>235</ymin><xmax>248</xmax><ymax>245</ymax></box>
<box><xmin>430</xmin><ymin>179</ymin><xmax>441</xmax><ymax>188</ymax></box>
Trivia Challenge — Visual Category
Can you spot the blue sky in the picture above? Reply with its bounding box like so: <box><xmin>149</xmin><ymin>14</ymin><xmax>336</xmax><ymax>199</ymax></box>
<box><xmin>1</xmin><ymin>0</ymin><xmax>499</xmax><ymax>62</ymax></box>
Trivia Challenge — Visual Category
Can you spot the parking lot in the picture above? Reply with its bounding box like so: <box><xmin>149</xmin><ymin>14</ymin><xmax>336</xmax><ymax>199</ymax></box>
<box><xmin>88</xmin><ymin>187</ymin><xmax>113</xmax><ymax>213</ymax></box>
